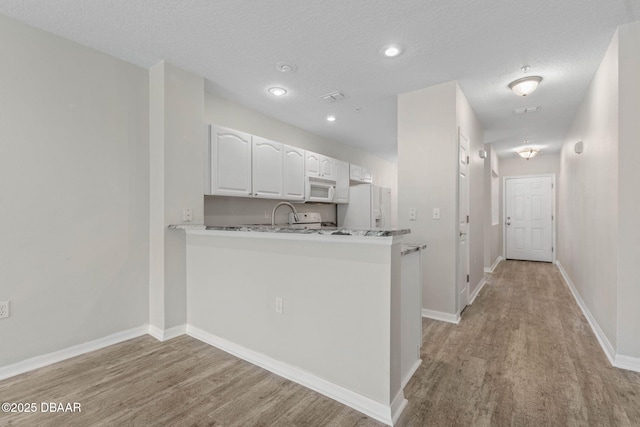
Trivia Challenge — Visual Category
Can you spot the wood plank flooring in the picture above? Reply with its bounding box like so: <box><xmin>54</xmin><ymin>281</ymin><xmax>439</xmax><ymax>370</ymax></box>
<box><xmin>1</xmin><ymin>260</ymin><xmax>639</xmax><ymax>426</ymax></box>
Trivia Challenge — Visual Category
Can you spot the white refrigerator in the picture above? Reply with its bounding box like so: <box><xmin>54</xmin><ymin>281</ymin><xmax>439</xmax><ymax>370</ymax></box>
<box><xmin>337</xmin><ymin>184</ymin><xmax>391</xmax><ymax>230</ymax></box>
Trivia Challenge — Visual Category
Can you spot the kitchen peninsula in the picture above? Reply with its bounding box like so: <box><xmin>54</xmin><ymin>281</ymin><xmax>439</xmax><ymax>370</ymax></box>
<box><xmin>170</xmin><ymin>224</ymin><xmax>412</xmax><ymax>426</ymax></box>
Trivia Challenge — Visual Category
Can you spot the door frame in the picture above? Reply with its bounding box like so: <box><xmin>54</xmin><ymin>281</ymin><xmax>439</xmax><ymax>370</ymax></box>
<box><xmin>457</xmin><ymin>128</ymin><xmax>470</xmax><ymax>316</ymax></box>
<box><xmin>502</xmin><ymin>174</ymin><xmax>556</xmax><ymax>263</ymax></box>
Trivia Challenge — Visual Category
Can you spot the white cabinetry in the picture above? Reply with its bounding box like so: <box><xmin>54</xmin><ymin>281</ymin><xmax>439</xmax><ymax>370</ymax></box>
<box><xmin>349</xmin><ymin>163</ymin><xmax>373</xmax><ymax>184</ymax></box>
<box><xmin>306</xmin><ymin>151</ymin><xmax>336</xmax><ymax>181</ymax></box>
<box><xmin>252</xmin><ymin>136</ymin><xmax>283</xmax><ymax>199</ymax></box>
<box><xmin>209</xmin><ymin>125</ymin><xmax>252</xmax><ymax>196</ymax></box>
<box><xmin>335</xmin><ymin>159</ymin><xmax>349</xmax><ymax>204</ymax></box>
<box><xmin>283</xmin><ymin>145</ymin><xmax>305</xmax><ymax>200</ymax></box>
<box><xmin>320</xmin><ymin>156</ymin><xmax>336</xmax><ymax>181</ymax></box>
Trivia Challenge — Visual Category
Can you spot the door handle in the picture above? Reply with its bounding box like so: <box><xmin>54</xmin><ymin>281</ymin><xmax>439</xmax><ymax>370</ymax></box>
<box><xmin>459</xmin><ymin>231</ymin><xmax>467</xmax><ymax>236</ymax></box>
<box><xmin>506</xmin><ymin>222</ymin><xmax>511</xmax><ymax>226</ymax></box>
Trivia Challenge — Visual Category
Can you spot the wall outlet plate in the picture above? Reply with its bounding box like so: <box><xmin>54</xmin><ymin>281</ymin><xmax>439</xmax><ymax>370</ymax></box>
<box><xmin>0</xmin><ymin>301</ymin><xmax>9</xmax><ymax>319</ymax></box>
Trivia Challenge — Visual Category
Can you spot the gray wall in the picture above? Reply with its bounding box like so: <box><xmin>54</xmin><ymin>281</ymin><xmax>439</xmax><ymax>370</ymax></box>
<box><xmin>558</xmin><ymin>21</ymin><xmax>640</xmax><ymax>362</ymax></box>
<box><xmin>398</xmin><ymin>81</ymin><xmax>485</xmax><ymax>317</ymax></box>
<box><xmin>0</xmin><ymin>15</ymin><xmax>150</xmax><ymax>367</ymax></box>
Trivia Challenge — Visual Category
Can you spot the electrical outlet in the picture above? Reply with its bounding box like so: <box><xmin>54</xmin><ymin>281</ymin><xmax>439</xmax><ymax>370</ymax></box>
<box><xmin>409</xmin><ymin>208</ymin><xmax>417</xmax><ymax>221</ymax></box>
<box><xmin>182</xmin><ymin>208</ymin><xmax>193</xmax><ymax>222</ymax></box>
<box><xmin>0</xmin><ymin>301</ymin><xmax>9</xmax><ymax>319</ymax></box>
<box><xmin>433</xmin><ymin>208</ymin><xmax>441</xmax><ymax>220</ymax></box>
<box><xmin>275</xmin><ymin>297</ymin><xmax>283</xmax><ymax>314</ymax></box>
<box><xmin>264</xmin><ymin>210</ymin><xmax>270</xmax><ymax>219</ymax></box>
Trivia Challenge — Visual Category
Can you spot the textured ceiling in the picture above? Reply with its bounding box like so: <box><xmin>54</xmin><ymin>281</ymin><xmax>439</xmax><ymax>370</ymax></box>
<box><xmin>1</xmin><ymin>0</ymin><xmax>638</xmax><ymax>160</ymax></box>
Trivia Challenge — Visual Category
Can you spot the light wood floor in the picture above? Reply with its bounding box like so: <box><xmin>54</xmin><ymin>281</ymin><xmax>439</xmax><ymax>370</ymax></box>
<box><xmin>1</xmin><ymin>260</ymin><xmax>639</xmax><ymax>426</ymax></box>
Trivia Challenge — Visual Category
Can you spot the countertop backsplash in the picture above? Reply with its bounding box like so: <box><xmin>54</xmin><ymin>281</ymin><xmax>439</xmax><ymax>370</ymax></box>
<box><xmin>204</xmin><ymin>195</ymin><xmax>337</xmax><ymax>227</ymax></box>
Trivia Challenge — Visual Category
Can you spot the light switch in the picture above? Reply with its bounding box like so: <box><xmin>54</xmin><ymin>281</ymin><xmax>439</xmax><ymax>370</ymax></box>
<box><xmin>433</xmin><ymin>208</ymin><xmax>440</xmax><ymax>220</ymax></box>
<box><xmin>409</xmin><ymin>208</ymin><xmax>417</xmax><ymax>221</ymax></box>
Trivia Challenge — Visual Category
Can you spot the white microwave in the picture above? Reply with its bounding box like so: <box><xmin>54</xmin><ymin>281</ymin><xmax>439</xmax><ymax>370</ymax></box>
<box><xmin>305</xmin><ymin>178</ymin><xmax>335</xmax><ymax>202</ymax></box>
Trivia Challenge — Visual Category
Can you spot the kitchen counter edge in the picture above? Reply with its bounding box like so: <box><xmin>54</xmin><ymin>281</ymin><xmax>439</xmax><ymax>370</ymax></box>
<box><xmin>168</xmin><ymin>224</ymin><xmax>410</xmax><ymax>237</ymax></box>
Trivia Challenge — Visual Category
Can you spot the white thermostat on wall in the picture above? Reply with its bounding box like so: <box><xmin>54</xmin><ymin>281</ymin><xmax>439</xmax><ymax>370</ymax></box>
<box><xmin>574</xmin><ymin>141</ymin><xmax>584</xmax><ymax>154</ymax></box>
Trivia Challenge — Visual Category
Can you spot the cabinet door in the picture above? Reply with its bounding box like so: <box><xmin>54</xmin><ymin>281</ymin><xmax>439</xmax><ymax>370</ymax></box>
<box><xmin>252</xmin><ymin>137</ymin><xmax>284</xmax><ymax>199</ymax></box>
<box><xmin>361</xmin><ymin>167</ymin><xmax>373</xmax><ymax>183</ymax></box>
<box><xmin>335</xmin><ymin>159</ymin><xmax>349</xmax><ymax>203</ymax></box>
<box><xmin>283</xmin><ymin>145</ymin><xmax>305</xmax><ymax>200</ymax></box>
<box><xmin>305</xmin><ymin>151</ymin><xmax>320</xmax><ymax>177</ymax></box>
<box><xmin>320</xmin><ymin>155</ymin><xmax>336</xmax><ymax>180</ymax></box>
<box><xmin>349</xmin><ymin>164</ymin><xmax>362</xmax><ymax>181</ymax></box>
<box><xmin>210</xmin><ymin>125</ymin><xmax>252</xmax><ymax>196</ymax></box>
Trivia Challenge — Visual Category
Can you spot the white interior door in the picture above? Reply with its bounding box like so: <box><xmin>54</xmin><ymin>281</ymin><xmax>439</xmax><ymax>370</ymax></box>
<box><xmin>505</xmin><ymin>176</ymin><xmax>553</xmax><ymax>262</ymax></box>
<box><xmin>457</xmin><ymin>130</ymin><xmax>470</xmax><ymax>313</ymax></box>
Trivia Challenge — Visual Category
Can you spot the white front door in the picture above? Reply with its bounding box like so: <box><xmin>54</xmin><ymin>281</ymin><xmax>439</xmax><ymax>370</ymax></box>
<box><xmin>457</xmin><ymin>130</ymin><xmax>470</xmax><ymax>314</ymax></box>
<box><xmin>505</xmin><ymin>176</ymin><xmax>554</xmax><ymax>262</ymax></box>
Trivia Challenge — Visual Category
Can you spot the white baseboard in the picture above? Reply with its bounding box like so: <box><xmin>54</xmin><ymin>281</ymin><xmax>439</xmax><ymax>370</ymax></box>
<box><xmin>0</xmin><ymin>325</ymin><xmax>149</xmax><ymax>381</ymax></box>
<box><xmin>468</xmin><ymin>278</ymin><xmax>487</xmax><ymax>305</ymax></box>
<box><xmin>401</xmin><ymin>359</ymin><xmax>422</xmax><ymax>390</ymax></box>
<box><xmin>556</xmin><ymin>261</ymin><xmax>640</xmax><ymax>373</ymax></box>
<box><xmin>421</xmin><ymin>309</ymin><xmax>460</xmax><ymax>324</ymax></box>
<box><xmin>614</xmin><ymin>355</ymin><xmax>640</xmax><ymax>373</ymax></box>
<box><xmin>187</xmin><ymin>325</ymin><xmax>404</xmax><ymax>426</ymax></box>
<box><xmin>555</xmin><ymin>261</ymin><xmax>616</xmax><ymax>364</ymax></box>
<box><xmin>484</xmin><ymin>256</ymin><xmax>503</xmax><ymax>273</ymax></box>
<box><xmin>148</xmin><ymin>324</ymin><xmax>187</xmax><ymax>341</ymax></box>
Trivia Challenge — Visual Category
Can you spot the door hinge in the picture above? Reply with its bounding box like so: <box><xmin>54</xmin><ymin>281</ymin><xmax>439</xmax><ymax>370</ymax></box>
<box><xmin>551</xmin><ymin>183</ymin><xmax>554</xmax><ymax>189</ymax></box>
<box><xmin>466</xmin><ymin>215</ymin><xmax>469</xmax><ymax>223</ymax></box>
<box><xmin>552</xmin><ymin>247</ymin><xmax>554</xmax><ymax>252</ymax></box>
<box><xmin>466</xmin><ymin>274</ymin><xmax>470</xmax><ymax>283</ymax></box>
<box><xmin>466</xmin><ymin>155</ymin><xmax>470</xmax><ymax>164</ymax></box>
<box><xmin>552</xmin><ymin>215</ymin><xmax>554</xmax><ymax>220</ymax></box>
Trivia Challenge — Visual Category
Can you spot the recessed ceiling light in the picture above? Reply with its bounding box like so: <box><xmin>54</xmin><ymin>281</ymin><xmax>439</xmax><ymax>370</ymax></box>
<box><xmin>268</xmin><ymin>87</ymin><xmax>287</xmax><ymax>97</ymax></box>
<box><xmin>381</xmin><ymin>45</ymin><xmax>403</xmax><ymax>58</ymax></box>
<box><xmin>326</xmin><ymin>115</ymin><xmax>337</xmax><ymax>122</ymax></box>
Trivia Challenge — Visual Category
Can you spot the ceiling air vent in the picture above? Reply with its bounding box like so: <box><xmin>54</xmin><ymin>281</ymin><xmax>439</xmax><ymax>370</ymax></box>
<box><xmin>321</xmin><ymin>91</ymin><xmax>346</xmax><ymax>103</ymax></box>
<box><xmin>513</xmin><ymin>105</ymin><xmax>541</xmax><ymax>115</ymax></box>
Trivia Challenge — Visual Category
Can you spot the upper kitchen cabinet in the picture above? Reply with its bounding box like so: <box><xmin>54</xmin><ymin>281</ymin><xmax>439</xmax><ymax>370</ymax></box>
<box><xmin>283</xmin><ymin>145</ymin><xmax>305</xmax><ymax>200</ymax></box>
<box><xmin>306</xmin><ymin>150</ymin><xmax>336</xmax><ymax>181</ymax></box>
<box><xmin>305</xmin><ymin>151</ymin><xmax>320</xmax><ymax>177</ymax></box>
<box><xmin>349</xmin><ymin>163</ymin><xmax>373</xmax><ymax>184</ymax></box>
<box><xmin>209</xmin><ymin>125</ymin><xmax>252</xmax><ymax>196</ymax></box>
<box><xmin>320</xmin><ymin>156</ymin><xmax>336</xmax><ymax>181</ymax></box>
<box><xmin>252</xmin><ymin>136</ymin><xmax>284</xmax><ymax>199</ymax></box>
<box><xmin>334</xmin><ymin>159</ymin><xmax>349</xmax><ymax>204</ymax></box>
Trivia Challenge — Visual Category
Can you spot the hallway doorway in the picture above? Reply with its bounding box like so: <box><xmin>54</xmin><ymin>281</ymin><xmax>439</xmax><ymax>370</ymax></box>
<box><xmin>504</xmin><ymin>175</ymin><xmax>555</xmax><ymax>262</ymax></box>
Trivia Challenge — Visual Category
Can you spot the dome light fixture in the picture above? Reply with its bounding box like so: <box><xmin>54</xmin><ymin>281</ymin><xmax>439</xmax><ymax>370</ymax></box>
<box><xmin>509</xmin><ymin>75</ymin><xmax>543</xmax><ymax>96</ymax></box>
<box><xmin>518</xmin><ymin>147</ymin><xmax>539</xmax><ymax>160</ymax></box>
<box><xmin>268</xmin><ymin>87</ymin><xmax>287</xmax><ymax>97</ymax></box>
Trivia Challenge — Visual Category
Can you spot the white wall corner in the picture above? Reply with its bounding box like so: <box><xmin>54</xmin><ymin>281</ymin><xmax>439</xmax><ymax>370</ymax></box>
<box><xmin>148</xmin><ymin>324</ymin><xmax>187</xmax><ymax>342</ymax></box>
<box><xmin>484</xmin><ymin>256</ymin><xmax>503</xmax><ymax>273</ymax></box>
<box><xmin>422</xmin><ymin>308</ymin><xmax>460</xmax><ymax>324</ymax></box>
<box><xmin>614</xmin><ymin>354</ymin><xmax>640</xmax><ymax>373</ymax></box>
<box><xmin>468</xmin><ymin>278</ymin><xmax>487</xmax><ymax>305</ymax></box>
<box><xmin>0</xmin><ymin>326</ymin><xmax>149</xmax><ymax>381</ymax></box>
<box><xmin>186</xmin><ymin>325</ymin><xmax>400</xmax><ymax>426</ymax></box>
<box><xmin>555</xmin><ymin>261</ymin><xmax>616</xmax><ymax>365</ymax></box>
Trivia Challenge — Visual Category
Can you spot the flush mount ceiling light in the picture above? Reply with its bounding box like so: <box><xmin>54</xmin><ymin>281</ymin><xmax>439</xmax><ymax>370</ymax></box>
<box><xmin>326</xmin><ymin>115</ymin><xmax>337</xmax><ymax>122</ymax></box>
<box><xmin>267</xmin><ymin>87</ymin><xmax>287</xmax><ymax>97</ymax></box>
<box><xmin>509</xmin><ymin>76</ymin><xmax>542</xmax><ymax>96</ymax></box>
<box><xmin>518</xmin><ymin>147</ymin><xmax>540</xmax><ymax>160</ymax></box>
<box><xmin>381</xmin><ymin>44</ymin><xmax>403</xmax><ymax>58</ymax></box>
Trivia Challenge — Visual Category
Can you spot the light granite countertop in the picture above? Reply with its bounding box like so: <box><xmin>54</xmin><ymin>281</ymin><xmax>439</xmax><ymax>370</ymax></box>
<box><xmin>169</xmin><ymin>224</ymin><xmax>410</xmax><ymax>237</ymax></box>
<box><xmin>400</xmin><ymin>243</ymin><xmax>427</xmax><ymax>256</ymax></box>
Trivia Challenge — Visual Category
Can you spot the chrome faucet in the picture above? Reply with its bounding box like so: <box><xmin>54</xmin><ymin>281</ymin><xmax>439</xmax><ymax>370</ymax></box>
<box><xmin>271</xmin><ymin>202</ymin><xmax>299</xmax><ymax>227</ymax></box>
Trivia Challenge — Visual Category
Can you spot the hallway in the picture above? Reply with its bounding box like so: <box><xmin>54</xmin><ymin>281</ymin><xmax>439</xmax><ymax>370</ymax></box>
<box><xmin>398</xmin><ymin>260</ymin><xmax>640</xmax><ymax>426</ymax></box>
